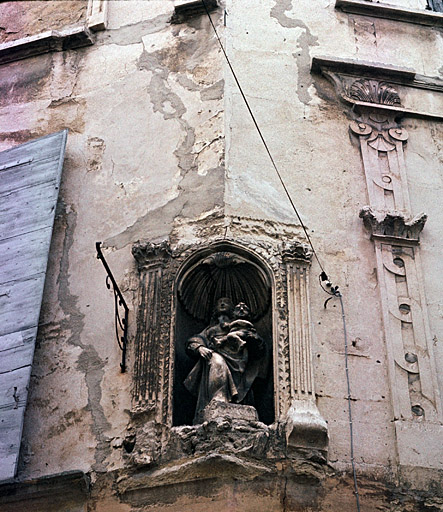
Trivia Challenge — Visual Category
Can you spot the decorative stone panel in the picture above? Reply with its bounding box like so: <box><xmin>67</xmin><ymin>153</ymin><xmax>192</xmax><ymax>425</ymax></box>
<box><xmin>128</xmin><ymin>235</ymin><xmax>328</xmax><ymax>467</ymax></box>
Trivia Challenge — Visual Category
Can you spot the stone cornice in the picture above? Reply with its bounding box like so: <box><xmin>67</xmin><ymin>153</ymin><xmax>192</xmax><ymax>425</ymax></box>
<box><xmin>336</xmin><ymin>0</ymin><xmax>443</xmax><ymax>28</ymax></box>
<box><xmin>311</xmin><ymin>56</ymin><xmax>416</xmax><ymax>82</ymax></box>
<box><xmin>0</xmin><ymin>471</ymin><xmax>89</xmax><ymax>504</ymax></box>
<box><xmin>171</xmin><ymin>0</ymin><xmax>218</xmax><ymax>24</ymax></box>
<box><xmin>0</xmin><ymin>0</ymin><xmax>109</xmax><ymax>66</ymax></box>
<box><xmin>311</xmin><ymin>56</ymin><xmax>443</xmax><ymax>121</ymax></box>
<box><xmin>0</xmin><ymin>26</ymin><xmax>95</xmax><ymax>66</ymax></box>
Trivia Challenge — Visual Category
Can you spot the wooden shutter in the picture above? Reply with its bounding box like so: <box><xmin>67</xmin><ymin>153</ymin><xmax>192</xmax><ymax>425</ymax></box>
<box><xmin>0</xmin><ymin>130</ymin><xmax>67</xmax><ymax>482</ymax></box>
<box><xmin>428</xmin><ymin>0</ymin><xmax>443</xmax><ymax>12</ymax></box>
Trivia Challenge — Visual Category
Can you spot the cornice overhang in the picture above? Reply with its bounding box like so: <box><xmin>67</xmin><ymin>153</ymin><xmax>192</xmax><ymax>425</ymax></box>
<box><xmin>311</xmin><ymin>56</ymin><xmax>443</xmax><ymax>121</ymax></box>
<box><xmin>336</xmin><ymin>0</ymin><xmax>443</xmax><ymax>28</ymax></box>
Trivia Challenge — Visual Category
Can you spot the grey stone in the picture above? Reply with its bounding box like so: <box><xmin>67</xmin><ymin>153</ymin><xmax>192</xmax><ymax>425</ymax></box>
<box><xmin>199</xmin><ymin>402</ymin><xmax>259</xmax><ymax>423</ymax></box>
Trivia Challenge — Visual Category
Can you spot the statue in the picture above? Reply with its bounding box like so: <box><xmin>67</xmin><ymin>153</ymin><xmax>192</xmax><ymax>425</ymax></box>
<box><xmin>184</xmin><ymin>298</ymin><xmax>266</xmax><ymax>424</ymax></box>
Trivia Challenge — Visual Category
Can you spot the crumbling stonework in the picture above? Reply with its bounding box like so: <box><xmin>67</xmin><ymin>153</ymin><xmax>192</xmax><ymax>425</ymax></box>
<box><xmin>0</xmin><ymin>0</ymin><xmax>442</xmax><ymax>510</ymax></box>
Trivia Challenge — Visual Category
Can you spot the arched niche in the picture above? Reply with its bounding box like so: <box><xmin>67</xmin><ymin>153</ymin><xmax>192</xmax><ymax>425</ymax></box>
<box><xmin>172</xmin><ymin>242</ymin><xmax>275</xmax><ymax>426</ymax></box>
<box><xmin>131</xmin><ymin>237</ymin><xmax>328</xmax><ymax>454</ymax></box>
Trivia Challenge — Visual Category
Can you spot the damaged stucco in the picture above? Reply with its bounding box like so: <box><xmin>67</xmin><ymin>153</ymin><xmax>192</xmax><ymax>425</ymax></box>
<box><xmin>0</xmin><ymin>0</ymin><xmax>442</xmax><ymax>510</ymax></box>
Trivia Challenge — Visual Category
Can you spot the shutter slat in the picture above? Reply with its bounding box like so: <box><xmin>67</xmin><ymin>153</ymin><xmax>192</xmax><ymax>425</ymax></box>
<box><xmin>0</xmin><ymin>130</ymin><xmax>67</xmax><ymax>482</ymax></box>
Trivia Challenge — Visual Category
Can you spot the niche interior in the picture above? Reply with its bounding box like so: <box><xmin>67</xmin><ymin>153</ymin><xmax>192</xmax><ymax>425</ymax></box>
<box><xmin>173</xmin><ymin>244</ymin><xmax>274</xmax><ymax>426</ymax></box>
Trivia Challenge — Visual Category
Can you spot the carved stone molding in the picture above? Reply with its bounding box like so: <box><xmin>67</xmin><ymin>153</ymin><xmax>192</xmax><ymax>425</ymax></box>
<box><xmin>0</xmin><ymin>27</ymin><xmax>95</xmax><ymax>66</ymax></box>
<box><xmin>311</xmin><ymin>56</ymin><xmax>443</xmax><ymax>121</ymax></box>
<box><xmin>336</xmin><ymin>0</ymin><xmax>443</xmax><ymax>27</ymax></box>
<box><xmin>350</xmin><ymin>114</ymin><xmax>411</xmax><ymax>213</ymax></box>
<box><xmin>128</xmin><ymin>235</ymin><xmax>328</xmax><ymax>466</ymax></box>
<box><xmin>349</xmin><ymin>105</ymin><xmax>442</xmax><ymax>469</ymax></box>
<box><xmin>360</xmin><ymin>207</ymin><xmax>427</xmax><ymax>245</ymax></box>
<box><xmin>312</xmin><ymin>52</ymin><xmax>443</xmax><ymax>471</ymax></box>
<box><xmin>349</xmin><ymin>79</ymin><xmax>401</xmax><ymax>106</ymax></box>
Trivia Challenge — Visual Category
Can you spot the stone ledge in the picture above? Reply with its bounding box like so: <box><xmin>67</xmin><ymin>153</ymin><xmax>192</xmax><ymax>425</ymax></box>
<box><xmin>0</xmin><ymin>470</ymin><xmax>90</xmax><ymax>504</ymax></box>
<box><xmin>311</xmin><ymin>56</ymin><xmax>416</xmax><ymax>82</ymax></box>
<box><xmin>171</xmin><ymin>0</ymin><xmax>218</xmax><ymax>24</ymax></box>
<box><xmin>335</xmin><ymin>0</ymin><xmax>443</xmax><ymax>27</ymax></box>
<box><xmin>0</xmin><ymin>25</ymin><xmax>95</xmax><ymax>66</ymax></box>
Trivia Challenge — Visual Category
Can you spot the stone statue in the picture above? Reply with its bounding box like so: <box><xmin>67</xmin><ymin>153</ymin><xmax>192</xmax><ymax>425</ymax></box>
<box><xmin>184</xmin><ymin>297</ymin><xmax>266</xmax><ymax>424</ymax></box>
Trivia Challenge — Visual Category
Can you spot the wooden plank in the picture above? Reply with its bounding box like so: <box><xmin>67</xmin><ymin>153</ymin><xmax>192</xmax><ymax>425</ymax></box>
<box><xmin>0</xmin><ymin>342</ymin><xmax>35</xmax><ymax>375</ymax></box>
<box><xmin>0</xmin><ymin>408</ymin><xmax>26</xmax><ymax>482</ymax></box>
<box><xmin>0</xmin><ymin>366</ymin><xmax>30</xmax><ymax>409</ymax></box>
<box><xmin>0</xmin><ymin>327</ymin><xmax>37</xmax><ymax>353</ymax></box>
<box><xmin>0</xmin><ymin>157</ymin><xmax>60</xmax><ymax>195</ymax></box>
<box><xmin>0</xmin><ymin>130</ymin><xmax>67</xmax><ymax>481</ymax></box>
<box><xmin>0</xmin><ymin>179</ymin><xmax>59</xmax><ymax>240</ymax></box>
<box><xmin>0</xmin><ymin>228</ymin><xmax>52</xmax><ymax>285</ymax></box>
<box><xmin>0</xmin><ymin>275</ymin><xmax>46</xmax><ymax>337</ymax></box>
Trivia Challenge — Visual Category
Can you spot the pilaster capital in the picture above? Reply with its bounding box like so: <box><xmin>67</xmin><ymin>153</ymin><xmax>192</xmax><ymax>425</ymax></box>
<box><xmin>360</xmin><ymin>207</ymin><xmax>427</xmax><ymax>245</ymax></box>
<box><xmin>279</xmin><ymin>241</ymin><xmax>312</xmax><ymax>264</ymax></box>
<box><xmin>132</xmin><ymin>240</ymin><xmax>172</xmax><ymax>269</ymax></box>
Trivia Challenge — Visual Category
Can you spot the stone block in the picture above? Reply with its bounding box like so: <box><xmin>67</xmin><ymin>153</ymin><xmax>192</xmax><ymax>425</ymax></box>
<box><xmin>199</xmin><ymin>401</ymin><xmax>258</xmax><ymax>423</ymax></box>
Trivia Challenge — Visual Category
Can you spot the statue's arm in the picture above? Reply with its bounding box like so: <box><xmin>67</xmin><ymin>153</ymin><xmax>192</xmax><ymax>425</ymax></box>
<box><xmin>186</xmin><ymin>334</ymin><xmax>213</xmax><ymax>360</ymax></box>
<box><xmin>186</xmin><ymin>335</ymin><xmax>206</xmax><ymax>356</ymax></box>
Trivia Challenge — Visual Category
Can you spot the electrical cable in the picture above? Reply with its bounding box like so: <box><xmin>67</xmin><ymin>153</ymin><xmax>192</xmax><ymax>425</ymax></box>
<box><xmin>338</xmin><ymin>291</ymin><xmax>362</xmax><ymax>512</ymax></box>
<box><xmin>201</xmin><ymin>4</ymin><xmax>361</xmax><ymax>509</ymax></box>
<box><xmin>201</xmin><ymin>0</ymin><xmax>325</xmax><ymax>275</ymax></box>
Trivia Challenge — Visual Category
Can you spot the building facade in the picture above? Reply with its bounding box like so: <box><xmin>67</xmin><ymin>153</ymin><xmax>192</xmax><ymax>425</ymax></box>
<box><xmin>0</xmin><ymin>0</ymin><xmax>442</xmax><ymax>510</ymax></box>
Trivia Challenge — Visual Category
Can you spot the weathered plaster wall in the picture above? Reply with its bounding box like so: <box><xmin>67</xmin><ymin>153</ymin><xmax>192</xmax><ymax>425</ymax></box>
<box><xmin>0</xmin><ymin>1</ymin><xmax>88</xmax><ymax>43</ymax></box>
<box><xmin>0</xmin><ymin>0</ymin><xmax>442</xmax><ymax>510</ymax></box>
<box><xmin>0</xmin><ymin>0</ymin><xmax>224</xmax><ymax>481</ymax></box>
<box><xmin>225</xmin><ymin>0</ymin><xmax>442</xmax><ymax>481</ymax></box>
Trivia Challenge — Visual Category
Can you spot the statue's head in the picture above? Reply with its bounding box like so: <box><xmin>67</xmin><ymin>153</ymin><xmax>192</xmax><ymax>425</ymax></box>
<box><xmin>233</xmin><ymin>302</ymin><xmax>250</xmax><ymax>320</ymax></box>
<box><xmin>213</xmin><ymin>297</ymin><xmax>234</xmax><ymax>317</ymax></box>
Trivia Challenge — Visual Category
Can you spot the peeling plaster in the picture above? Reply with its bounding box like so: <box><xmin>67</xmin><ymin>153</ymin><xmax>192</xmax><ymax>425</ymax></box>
<box><xmin>270</xmin><ymin>0</ymin><xmax>319</xmax><ymax>105</ymax></box>
<box><xmin>104</xmin><ymin>165</ymin><xmax>225</xmax><ymax>249</ymax></box>
<box><xmin>103</xmin><ymin>19</ymin><xmax>225</xmax><ymax>249</ymax></box>
<box><xmin>56</xmin><ymin>202</ymin><xmax>112</xmax><ymax>473</ymax></box>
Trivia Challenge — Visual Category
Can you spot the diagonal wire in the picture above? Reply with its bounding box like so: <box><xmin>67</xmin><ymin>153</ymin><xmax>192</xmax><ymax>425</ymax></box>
<box><xmin>201</xmin><ymin>3</ymin><xmax>362</xmax><ymax>511</ymax></box>
<box><xmin>201</xmin><ymin>0</ymin><xmax>325</xmax><ymax>274</ymax></box>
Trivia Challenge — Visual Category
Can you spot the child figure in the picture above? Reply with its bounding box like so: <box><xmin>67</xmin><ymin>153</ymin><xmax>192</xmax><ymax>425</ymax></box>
<box><xmin>208</xmin><ymin>302</ymin><xmax>255</xmax><ymax>354</ymax></box>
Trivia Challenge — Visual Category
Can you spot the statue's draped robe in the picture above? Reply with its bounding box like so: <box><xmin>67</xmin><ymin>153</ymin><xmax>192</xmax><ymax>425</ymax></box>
<box><xmin>184</xmin><ymin>319</ymin><xmax>266</xmax><ymax>424</ymax></box>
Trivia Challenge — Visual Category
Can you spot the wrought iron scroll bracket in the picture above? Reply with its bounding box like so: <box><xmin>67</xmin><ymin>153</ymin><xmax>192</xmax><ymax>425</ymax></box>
<box><xmin>96</xmin><ymin>242</ymin><xmax>129</xmax><ymax>373</ymax></box>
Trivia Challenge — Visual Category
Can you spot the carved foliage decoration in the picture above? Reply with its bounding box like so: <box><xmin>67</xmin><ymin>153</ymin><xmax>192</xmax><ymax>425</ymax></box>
<box><xmin>349</xmin><ymin>79</ymin><xmax>401</xmax><ymax>106</ymax></box>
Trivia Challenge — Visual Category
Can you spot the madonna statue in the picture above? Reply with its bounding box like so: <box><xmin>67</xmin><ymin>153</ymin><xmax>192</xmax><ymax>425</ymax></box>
<box><xmin>184</xmin><ymin>297</ymin><xmax>266</xmax><ymax>424</ymax></box>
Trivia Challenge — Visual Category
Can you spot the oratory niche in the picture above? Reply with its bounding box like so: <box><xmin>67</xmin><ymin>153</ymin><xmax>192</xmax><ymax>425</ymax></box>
<box><xmin>131</xmin><ymin>237</ymin><xmax>328</xmax><ymax>462</ymax></box>
<box><xmin>173</xmin><ymin>249</ymin><xmax>274</xmax><ymax>426</ymax></box>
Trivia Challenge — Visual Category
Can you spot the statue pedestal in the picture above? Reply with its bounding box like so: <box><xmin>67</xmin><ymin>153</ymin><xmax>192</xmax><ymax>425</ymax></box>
<box><xmin>198</xmin><ymin>401</ymin><xmax>258</xmax><ymax>423</ymax></box>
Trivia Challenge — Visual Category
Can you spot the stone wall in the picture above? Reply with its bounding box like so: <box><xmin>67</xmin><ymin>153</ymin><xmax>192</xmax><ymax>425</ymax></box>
<box><xmin>0</xmin><ymin>0</ymin><xmax>442</xmax><ymax>510</ymax></box>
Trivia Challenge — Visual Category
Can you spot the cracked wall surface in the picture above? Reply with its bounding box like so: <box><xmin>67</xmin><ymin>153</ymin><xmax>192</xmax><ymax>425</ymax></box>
<box><xmin>0</xmin><ymin>0</ymin><xmax>442</xmax><ymax>510</ymax></box>
<box><xmin>0</xmin><ymin>1</ymin><xmax>88</xmax><ymax>43</ymax></box>
<box><xmin>1</xmin><ymin>0</ymin><xmax>225</xmax><ymax>484</ymax></box>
